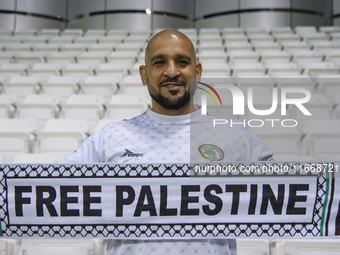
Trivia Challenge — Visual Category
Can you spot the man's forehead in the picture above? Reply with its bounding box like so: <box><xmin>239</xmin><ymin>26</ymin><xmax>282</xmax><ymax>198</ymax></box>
<box><xmin>145</xmin><ymin>30</ymin><xmax>196</xmax><ymax>64</ymax></box>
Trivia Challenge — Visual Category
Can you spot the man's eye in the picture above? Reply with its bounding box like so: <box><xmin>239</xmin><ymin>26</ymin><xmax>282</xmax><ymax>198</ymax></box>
<box><xmin>178</xmin><ymin>60</ymin><xmax>189</xmax><ymax>65</ymax></box>
<box><xmin>153</xmin><ymin>61</ymin><xmax>164</xmax><ymax>65</ymax></box>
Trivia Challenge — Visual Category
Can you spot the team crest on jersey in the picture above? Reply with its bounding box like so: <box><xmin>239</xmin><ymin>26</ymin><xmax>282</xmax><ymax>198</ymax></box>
<box><xmin>198</xmin><ymin>144</ymin><xmax>224</xmax><ymax>162</ymax></box>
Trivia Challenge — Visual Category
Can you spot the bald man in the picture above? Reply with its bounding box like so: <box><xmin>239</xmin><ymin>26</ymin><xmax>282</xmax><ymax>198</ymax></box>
<box><xmin>62</xmin><ymin>29</ymin><xmax>272</xmax><ymax>255</ymax></box>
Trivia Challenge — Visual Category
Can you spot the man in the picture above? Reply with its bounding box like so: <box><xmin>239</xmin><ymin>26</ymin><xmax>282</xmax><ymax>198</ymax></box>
<box><xmin>62</xmin><ymin>29</ymin><xmax>273</xmax><ymax>254</ymax></box>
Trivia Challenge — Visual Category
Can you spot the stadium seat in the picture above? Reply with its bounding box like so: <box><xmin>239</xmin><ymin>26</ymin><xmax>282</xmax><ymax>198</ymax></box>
<box><xmin>260</xmin><ymin>50</ymin><xmax>291</xmax><ymax>64</ymax></box>
<box><xmin>324</xmin><ymin>49</ymin><xmax>340</xmax><ymax>65</ymax></box>
<box><xmin>197</xmin><ymin>41</ymin><xmax>224</xmax><ymax>52</ymax></box>
<box><xmin>228</xmin><ymin>51</ymin><xmax>260</xmax><ymax>64</ymax></box>
<box><xmin>291</xmin><ymin>50</ymin><xmax>323</xmax><ymax>64</ymax></box>
<box><xmin>22</xmin><ymin>35</ymin><xmax>50</xmax><ymax>44</ymax></box>
<box><xmin>74</xmin><ymin>35</ymin><xmax>102</xmax><ymax>44</ymax></box>
<box><xmin>107</xmin><ymin>51</ymin><xmax>137</xmax><ymax>65</ymax></box>
<box><xmin>301</xmin><ymin>62</ymin><xmax>339</xmax><ymax>77</ymax></box>
<box><xmin>294</xmin><ymin>26</ymin><xmax>318</xmax><ymax>36</ymax></box>
<box><xmin>87</xmin><ymin>43</ymin><xmax>116</xmax><ymax>53</ymax></box>
<box><xmin>0</xmin><ymin>63</ymin><xmax>28</xmax><ymax>81</ymax></box>
<box><xmin>0</xmin><ymin>94</ymin><xmax>17</xmax><ymax>118</ymax></box>
<box><xmin>280</xmin><ymin>41</ymin><xmax>311</xmax><ymax>51</ymax></box>
<box><xmin>275</xmin><ymin>239</ymin><xmax>340</xmax><ymax>255</ymax></box>
<box><xmin>115</xmin><ymin>42</ymin><xmax>146</xmax><ymax>52</ymax></box>
<box><xmin>252</xmin><ymin>41</ymin><xmax>281</xmax><ymax>51</ymax></box>
<box><xmin>95</xmin><ymin>63</ymin><xmax>129</xmax><ymax>79</ymax></box>
<box><xmin>199</xmin><ymin>28</ymin><xmax>220</xmax><ymax>36</ymax></box>
<box><xmin>37</xmin><ymin>118</ymin><xmax>89</xmax><ymax>156</ymax></box>
<box><xmin>225</xmin><ymin>41</ymin><xmax>252</xmax><ymax>52</ymax></box>
<box><xmin>5</xmin><ymin>42</ymin><xmax>33</xmax><ymax>52</ymax></box>
<box><xmin>250</xmin><ymin>125</ymin><xmax>301</xmax><ymax>156</ymax></box>
<box><xmin>270</xmin><ymin>26</ymin><xmax>293</xmax><ymax>35</ymax></box>
<box><xmin>61</xmin><ymin>95</ymin><xmax>106</xmax><ymax>132</ymax></box>
<box><xmin>0</xmin><ymin>52</ymin><xmax>15</xmax><ymax>64</ymax></box>
<box><xmin>107</xmin><ymin>29</ymin><xmax>128</xmax><ymax>37</ymax></box>
<box><xmin>198</xmin><ymin>50</ymin><xmax>228</xmax><ymax>63</ymax></box>
<box><xmin>333</xmin><ymin>95</ymin><xmax>340</xmax><ymax>119</ymax></box>
<box><xmin>124</xmin><ymin>34</ymin><xmax>150</xmax><ymax>43</ymax></box>
<box><xmin>85</xmin><ymin>29</ymin><xmax>106</xmax><ymax>36</ymax></box>
<box><xmin>266</xmin><ymin>62</ymin><xmax>302</xmax><ymax>76</ymax></box>
<box><xmin>38</xmin><ymin>28</ymin><xmax>60</xmax><ymax>36</ymax></box>
<box><xmin>310</xmin><ymin>41</ymin><xmax>340</xmax><ymax>52</ymax></box>
<box><xmin>119</xmin><ymin>75</ymin><xmax>143</xmax><ymax>91</ymax></box>
<box><xmin>98</xmin><ymin>34</ymin><xmax>126</xmax><ymax>44</ymax></box>
<box><xmin>231</xmin><ymin>62</ymin><xmax>265</xmax><ymax>76</ymax></box>
<box><xmin>13</xmin><ymin>152</ymin><xmax>66</xmax><ymax>163</ymax></box>
<box><xmin>235</xmin><ymin>75</ymin><xmax>275</xmax><ymax>95</ymax></box>
<box><xmin>49</xmin><ymin>35</ymin><xmax>77</xmax><ymax>44</ymax></box>
<box><xmin>316</xmin><ymin>74</ymin><xmax>340</xmax><ymax>100</ymax></box>
<box><xmin>200</xmin><ymin>62</ymin><xmax>231</xmax><ymax>76</ymax></box>
<box><xmin>287</xmin><ymin>94</ymin><xmax>332</xmax><ymax>128</ymax></box>
<box><xmin>274</xmin><ymin>74</ymin><xmax>316</xmax><ymax>93</ymax></box>
<box><xmin>14</xmin><ymin>51</ymin><xmax>46</xmax><ymax>67</ymax></box>
<box><xmin>81</xmin><ymin>76</ymin><xmax>119</xmax><ymax>101</ymax></box>
<box><xmin>223</xmin><ymin>34</ymin><xmax>248</xmax><ymax>42</ymax></box>
<box><xmin>77</xmin><ymin>51</ymin><xmax>108</xmax><ymax>64</ymax></box>
<box><xmin>0</xmin><ymin>118</ymin><xmax>37</xmax><ymax>163</ymax></box>
<box><xmin>106</xmin><ymin>94</ymin><xmax>150</xmax><ymax>120</ymax></box>
<box><xmin>62</xmin><ymin>63</ymin><xmax>95</xmax><ymax>81</ymax></box>
<box><xmin>2</xmin><ymin>76</ymin><xmax>42</xmax><ymax>101</ymax></box>
<box><xmin>46</xmin><ymin>52</ymin><xmax>77</xmax><ymax>65</ymax></box>
<box><xmin>16</xmin><ymin>94</ymin><xmax>61</xmax><ymax>131</ymax></box>
<box><xmin>274</xmin><ymin>33</ymin><xmax>301</xmax><ymax>43</ymax></box>
<box><xmin>42</xmin><ymin>76</ymin><xmax>80</xmax><ymax>102</ymax></box>
<box><xmin>128</xmin><ymin>61</ymin><xmax>143</xmax><ymax>75</ymax></box>
<box><xmin>60</xmin><ymin>28</ymin><xmax>83</xmax><ymax>37</ymax></box>
<box><xmin>29</xmin><ymin>63</ymin><xmax>62</xmax><ymax>81</ymax></box>
<box><xmin>248</xmin><ymin>34</ymin><xmax>274</xmax><ymax>43</ymax></box>
<box><xmin>302</xmin><ymin>120</ymin><xmax>340</xmax><ymax>159</ymax></box>
<box><xmin>222</xmin><ymin>27</ymin><xmax>244</xmax><ymax>35</ymax></box>
<box><xmin>32</xmin><ymin>43</ymin><xmax>60</xmax><ymax>53</ymax></box>
<box><xmin>178</xmin><ymin>28</ymin><xmax>197</xmax><ymax>37</ymax></box>
<box><xmin>245</xmin><ymin>27</ymin><xmax>268</xmax><ymax>35</ymax></box>
<box><xmin>59</xmin><ymin>43</ymin><xmax>89</xmax><ymax>54</ymax></box>
<box><xmin>236</xmin><ymin>239</ymin><xmax>270</xmax><ymax>255</ymax></box>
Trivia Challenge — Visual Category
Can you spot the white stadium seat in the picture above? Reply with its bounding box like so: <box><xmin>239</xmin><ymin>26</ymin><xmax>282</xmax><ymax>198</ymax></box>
<box><xmin>37</xmin><ymin>119</ymin><xmax>89</xmax><ymax>156</ymax></box>
<box><xmin>14</xmin><ymin>51</ymin><xmax>46</xmax><ymax>67</ymax></box>
<box><xmin>59</xmin><ymin>43</ymin><xmax>89</xmax><ymax>54</ymax></box>
<box><xmin>2</xmin><ymin>76</ymin><xmax>42</xmax><ymax>101</ymax></box>
<box><xmin>81</xmin><ymin>76</ymin><xmax>119</xmax><ymax>100</ymax></box>
<box><xmin>275</xmin><ymin>239</ymin><xmax>340</xmax><ymax>255</ymax></box>
<box><xmin>13</xmin><ymin>152</ymin><xmax>66</xmax><ymax>163</ymax></box>
<box><xmin>198</xmin><ymin>50</ymin><xmax>228</xmax><ymax>63</ymax></box>
<box><xmin>76</xmin><ymin>51</ymin><xmax>108</xmax><ymax>64</ymax></box>
<box><xmin>266</xmin><ymin>62</ymin><xmax>302</xmax><ymax>76</ymax></box>
<box><xmin>60</xmin><ymin>28</ymin><xmax>84</xmax><ymax>37</ymax></box>
<box><xmin>106</xmin><ymin>94</ymin><xmax>150</xmax><ymax>120</ymax></box>
<box><xmin>38</xmin><ymin>28</ymin><xmax>60</xmax><ymax>36</ymax></box>
<box><xmin>0</xmin><ymin>63</ymin><xmax>28</xmax><ymax>81</ymax></box>
<box><xmin>95</xmin><ymin>63</ymin><xmax>129</xmax><ymax>79</ymax></box>
<box><xmin>62</xmin><ymin>63</ymin><xmax>95</xmax><ymax>81</ymax></box>
<box><xmin>302</xmin><ymin>62</ymin><xmax>339</xmax><ymax>77</ymax></box>
<box><xmin>236</xmin><ymin>239</ymin><xmax>270</xmax><ymax>255</ymax></box>
<box><xmin>16</xmin><ymin>94</ymin><xmax>61</xmax><ymax>131</ymax></box>
<box><xmin>29</xmin><ymin>63</ymin><xmax>62</xmax><ymax>81</ymax></box>
<box><xmin>42</xmin><ymin>76</ymin><xmax>80</xmax><ymax>102</ymax></box>
<box><xmin>260</xmin><ymin>50</ymin><xmax>291</xmax><ymax>64</ymax></box>
<box><xmin>0</xmin><ymin>94</ymin><xmax>17</xmax><ymax>118</ymax></box>
<box><xmin>0</xmin><ymin>118</ymin><xmax>37</xmax><ymax>163</ymax></box>
<box><xmin>231</xmin><ymin>62</ymin><xmax>265</xmax><ymax>76</ymax></box>
<box><xmin>302</xmin><ymin>120</ymin><xmax>340</xmax><ymax>159</ymax></box>
<box><xmin>61</xmin><ymin>95</ymin><xmax>106</xmax><ymax>132</ymax></box>
<box><xmin>316</xmin><ymin>74</ymin><xmax>340</xmax><ymax>100</ymax></box>
<box><xmin>228</xmin><ymin>51</ymin><xmax>260</xmax><ymax>64</ymax></box>
<box><xmin>46</xmin><ymin>51</ymin><xmax>77</xmax><ymax>65</ymax></box>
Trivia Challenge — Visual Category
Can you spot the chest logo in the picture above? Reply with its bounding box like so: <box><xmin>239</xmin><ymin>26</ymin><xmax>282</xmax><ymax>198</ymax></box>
<box><xmin>198</xmin><ymin>144</ymin><xmax>224</xmax><ymax>162</ymax></box>
<box><xmin>121</xmin><ymin>149</ymin><xmax>143</xmax><ymax>158</ymax></box>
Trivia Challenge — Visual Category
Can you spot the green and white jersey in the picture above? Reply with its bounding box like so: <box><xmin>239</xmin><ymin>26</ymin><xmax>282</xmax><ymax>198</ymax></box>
<box><xmin>62</xmin><ymin>109</ymin><xmax>273</xmax><ymax>255</ymax></box>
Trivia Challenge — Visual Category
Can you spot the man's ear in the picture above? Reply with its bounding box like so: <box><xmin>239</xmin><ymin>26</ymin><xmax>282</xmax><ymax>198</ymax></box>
<box><xmin>139</xmin><ymin>65</ymin><xmax>147</xmax><ymax>86</ymax></box>
<box><xmin>195</xmin><ymin>62</ymin><xmax>202</xmax><ymax>78</ymax></box>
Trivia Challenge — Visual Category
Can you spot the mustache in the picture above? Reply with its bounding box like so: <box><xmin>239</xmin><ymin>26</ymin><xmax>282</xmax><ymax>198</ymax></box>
<box><xmin>159</xmin><ymin>78</ymin><xmax>187</xmax><ymax>87</ymax></box>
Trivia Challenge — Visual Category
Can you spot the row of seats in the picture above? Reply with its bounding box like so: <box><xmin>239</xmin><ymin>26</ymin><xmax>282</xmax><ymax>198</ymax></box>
<box><xmin>1</xmin><ymin>73</ymin><xmax>340</xmax><ymax>102</ymax></box>
<box><xmin>1</xmin><ymin>238</ymin><xmax>339</xmax><ymax>255</ymax></box>
<box><xmin>0</xmin><ymin>118</ymin><xmax>339</xmax><ymax>163</ymax></box>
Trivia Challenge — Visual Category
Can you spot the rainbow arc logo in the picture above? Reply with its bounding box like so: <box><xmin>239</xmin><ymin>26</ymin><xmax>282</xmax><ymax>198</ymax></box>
<box><xmin>197</xmin><ymin>82</ymin><xmax>223</xmax><ymax>106</ymax></box>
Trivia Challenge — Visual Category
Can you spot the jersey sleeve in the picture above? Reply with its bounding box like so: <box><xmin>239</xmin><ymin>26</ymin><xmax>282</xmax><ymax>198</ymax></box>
<box><xmin>60</xmin><ymin>128</ymin><xmax>105</xmax><ymax>164</ymax></box>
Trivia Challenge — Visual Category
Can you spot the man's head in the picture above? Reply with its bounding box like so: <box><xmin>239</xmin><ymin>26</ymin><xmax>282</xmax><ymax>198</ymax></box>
<box><xmin>139</xmin><ymin>29</ymin><xmax>202</xmax><ymax>115</ymax></box>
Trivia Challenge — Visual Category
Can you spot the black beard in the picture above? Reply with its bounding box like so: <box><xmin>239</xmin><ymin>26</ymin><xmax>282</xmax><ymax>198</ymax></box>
<box><xmin>150</xmin><ymin>89</ymin><xmax>191</xmax><ymax>110</ymax></box>
<box><xmin>149</xmin><ymin>78</ymin><xmax>191</xmax><ymax>110</ymax></box>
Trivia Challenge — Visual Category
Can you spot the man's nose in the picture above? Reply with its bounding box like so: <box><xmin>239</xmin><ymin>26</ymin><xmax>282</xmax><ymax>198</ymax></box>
<box><xmin>164</xmin><ymin>61</ymin><xmax>179</xmax><ymax>78</ymax></box>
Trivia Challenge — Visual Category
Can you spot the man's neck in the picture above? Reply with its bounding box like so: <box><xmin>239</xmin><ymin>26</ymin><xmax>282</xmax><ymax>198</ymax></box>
<box><xmin>151</xmin><ymin>101</ymin><xmax>196</xmax><ymax>116</ymax></box>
